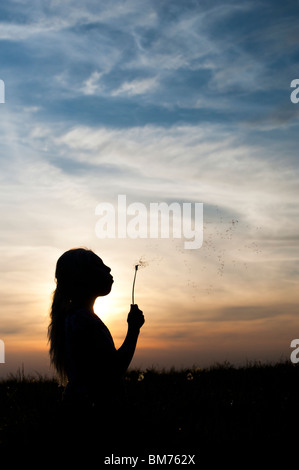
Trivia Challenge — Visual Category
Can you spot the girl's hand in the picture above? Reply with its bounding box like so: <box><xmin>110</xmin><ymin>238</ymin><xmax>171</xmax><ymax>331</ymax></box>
<box><xmin>127</xmin><ymin>304</ymin><xmax>145</xmax><ymax>330</ymax></box>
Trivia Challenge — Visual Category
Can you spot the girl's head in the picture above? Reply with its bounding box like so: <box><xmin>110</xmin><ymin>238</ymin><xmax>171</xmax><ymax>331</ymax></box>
<box><xmin>55</xmin><ymin>247</ymin><xmax>113</xmax><ymax>303</ymax></box>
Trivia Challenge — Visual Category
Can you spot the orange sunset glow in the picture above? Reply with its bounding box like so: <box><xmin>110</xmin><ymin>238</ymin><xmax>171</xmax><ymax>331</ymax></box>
<box><xmin>1</xmin><ymin>212</ymin><xmax>298</xmax><ymax>379</ymax></box>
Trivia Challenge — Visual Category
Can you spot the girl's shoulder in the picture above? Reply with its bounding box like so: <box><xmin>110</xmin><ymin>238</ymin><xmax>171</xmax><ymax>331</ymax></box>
<box><xmin>65</xmin><ymin>308</ymin><xmax>99</xmax><ymax>331</ymax></box>
<box><xmin>65</xmin><ymin>307</ymin><xmax>115</xmax><ymax>348</ymax></box>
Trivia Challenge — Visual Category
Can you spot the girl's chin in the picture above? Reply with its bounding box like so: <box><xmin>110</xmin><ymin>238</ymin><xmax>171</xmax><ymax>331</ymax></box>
<box><xmin>97</xmin><ymin>286</ymin><xmax>112</xmax><ymax>297</ymax></box>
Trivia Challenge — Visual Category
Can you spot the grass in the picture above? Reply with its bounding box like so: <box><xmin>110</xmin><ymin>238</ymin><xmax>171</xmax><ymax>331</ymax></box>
<box><xmin>1</xmin><ymin>360</ymin><xmax>299</xmax><ymax>463</ymax></box>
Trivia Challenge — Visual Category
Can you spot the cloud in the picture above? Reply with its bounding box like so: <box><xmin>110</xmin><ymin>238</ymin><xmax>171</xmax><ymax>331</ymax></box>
<box><xmin>81</xmin><ymin>71</ymin><xmax>104</xmax><ymax>95</ymax></box>
<box><xmin>111</xmin><ymin>76</ymin><xmax>158</xmax><ymax>96</ymax></box>
<box><xmin>213</xmin><ymin>303</ymin><xmax>298</xmax><ymax>322</ymax></box>
<box><xmin>52</xmin><ymin>122</ymin><xmax>299</xmax><ymax>217</ymax></box>
<box><xmin>2</xmin><ymin>0</ymin><xmax>298</xmax><ymax>132</ymax></box>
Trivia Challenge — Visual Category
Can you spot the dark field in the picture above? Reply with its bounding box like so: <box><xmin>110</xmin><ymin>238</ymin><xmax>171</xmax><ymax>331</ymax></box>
<box><xmin>1</xmin><ymin>361</ymin><xmax>299</xmax><ymax>465</ymax></box>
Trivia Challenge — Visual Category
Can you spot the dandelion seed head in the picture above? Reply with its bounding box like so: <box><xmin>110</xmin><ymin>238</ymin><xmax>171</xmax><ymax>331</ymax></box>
<box><xmin>133</xmin><ymin>256</ymin><xmax>149</xmax><ymax>270</ymax></box>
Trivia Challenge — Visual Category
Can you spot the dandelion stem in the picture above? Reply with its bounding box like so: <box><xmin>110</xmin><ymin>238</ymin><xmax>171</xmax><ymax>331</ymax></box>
<box><xmin>132</xmin><ymin>265</ymin><xmax>139</xmax><ymax>305</ymax></box>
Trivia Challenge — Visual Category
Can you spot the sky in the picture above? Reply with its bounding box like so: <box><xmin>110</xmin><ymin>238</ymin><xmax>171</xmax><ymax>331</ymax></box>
<box><xmin>0</xmin><ymin>0</ymin><xmax>299</xmax><ymax>378</ymax></box>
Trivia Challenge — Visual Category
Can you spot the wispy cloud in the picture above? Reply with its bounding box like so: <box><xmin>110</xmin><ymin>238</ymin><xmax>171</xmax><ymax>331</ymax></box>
<box><xmin>81</xmin><ymin>71</ymin><xmax>104</xmax><ymax>95</ymax></box>
<box><xmin>111</xmin><ymin>76</ymin><xmax>158</xmax><ymax>96</ymax></box>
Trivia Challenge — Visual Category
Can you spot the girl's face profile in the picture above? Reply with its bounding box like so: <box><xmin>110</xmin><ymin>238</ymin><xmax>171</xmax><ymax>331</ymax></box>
<box><xmin>90</xmin><ymin>255</ymin><xmax>114</xmax><ymax>297</ymax></box>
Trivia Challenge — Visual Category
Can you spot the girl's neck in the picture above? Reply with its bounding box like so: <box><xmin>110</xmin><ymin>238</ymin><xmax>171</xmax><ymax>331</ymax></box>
<box><xmin>71</xmin><ymin>296</ymin><xmax>96</xmax><ymax>312</ymax></box>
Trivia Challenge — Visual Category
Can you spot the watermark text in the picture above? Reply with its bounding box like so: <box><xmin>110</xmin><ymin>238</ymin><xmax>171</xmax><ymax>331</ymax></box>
<box><xmin>290</xmin><ymin>79</ymin><xmax>299</xmax><ymax>104</ymax></box>
<box><xmin>0</xmin><ymin>339</ymin><xmax>5</xmax><ymax>363</ymax></box>
<box><xmin>0</xmin><ymin>80</ymin><xmax>5</xmax><ymax>103</ymax></box>
<box><xmin>103</xmin><ymin>454</ymin><xmax>196</xmax><ymax>466</ymax></box>
<box><xmin>95</xmin><ymin>195</ymin><xmax>203</xmax><ymax>249</ymax></box>
<box><xmin>290</xmin><ymin>339</ymin><xmax>299</xmax><ymax>363</ymax></box>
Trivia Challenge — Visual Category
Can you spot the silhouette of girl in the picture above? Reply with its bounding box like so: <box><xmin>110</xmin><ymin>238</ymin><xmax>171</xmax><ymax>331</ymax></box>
<box><xmin>47</xmin><ymin>247</ymin><xmax>145</xmax><ymax>454</ymax></box>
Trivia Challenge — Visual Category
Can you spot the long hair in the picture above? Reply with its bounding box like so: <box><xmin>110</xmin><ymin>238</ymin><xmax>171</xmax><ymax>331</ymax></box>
<box><xmin>48</xmin><ymin>286</ymin><xmax>71</xmax><ymax>383</ymax></box>
<box><xmin>48</xmin><ymin>247</ymin><xmax>96</xmax><ymax>382</ymax></box>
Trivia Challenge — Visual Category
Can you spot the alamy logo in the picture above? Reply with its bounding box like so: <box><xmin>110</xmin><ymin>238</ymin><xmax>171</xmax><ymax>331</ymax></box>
<box><xmin>95</xmin><ymin>195</ymin><xmax>203</xmax><ymax>249</ymax></box>
<box><xmin>0</xmin><ymin>340</ymin><xmax>4</xmax><ymax>363</ymax></box>
<box><xmin>0</xmin><ymin>80</ymin><xmax>5</xmax><ymax>103</ymax></box>
<box><xmin>290</xmin><ymin>339</ymin><xmax>299</xmax><ymax>363</ymax></box>
<box><xmin>290</xmin><ymin>79</ymin><xmax>299</xmax><ymax>104</ymax></box>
